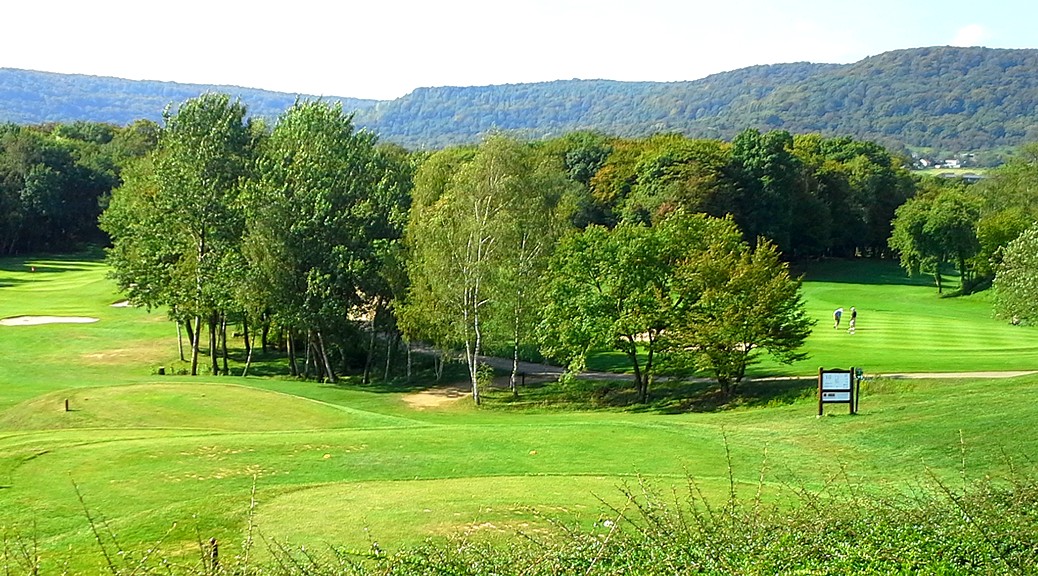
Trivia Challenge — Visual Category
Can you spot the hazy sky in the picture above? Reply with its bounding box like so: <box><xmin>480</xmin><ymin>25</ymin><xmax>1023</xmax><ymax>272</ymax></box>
<box><xmin>3</xmin><ymin>0</ymin><xmax>1035</xmax><ymax>100</ymax></box>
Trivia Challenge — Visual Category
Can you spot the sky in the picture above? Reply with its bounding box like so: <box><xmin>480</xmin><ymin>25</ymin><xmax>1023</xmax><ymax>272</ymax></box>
<box><xmin>3</xmin><ymin>0</ymin><xmax>1036</xmax><ymax>101</ymax></box>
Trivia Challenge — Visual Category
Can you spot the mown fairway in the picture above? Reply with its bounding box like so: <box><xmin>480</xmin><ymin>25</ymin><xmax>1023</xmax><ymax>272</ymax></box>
<box><xmin>2</xmin><ymin>254</ymin><xmax>1038</xmax><ymax>571</ymax></box>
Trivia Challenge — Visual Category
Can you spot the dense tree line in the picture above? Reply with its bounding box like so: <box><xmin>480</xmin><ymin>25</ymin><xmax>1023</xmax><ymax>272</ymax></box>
<box><xmin>887</xmin><ymin>142</ymin><xmax>1038</xmax><ymax>300</ymax></box>
<box><xmin>0</xmin><ymin>120</ymin><xmax>157</xmax><ymax>254</ymax></box>
<box><xmin>574</xmin><ymin>129</ymin><xmax>914</xmax><ymax>258</ymax></box>
<box><xmin>102</xmin><ymin>94</ymin><xmax>411</xmax><ymax>378</ymax></box>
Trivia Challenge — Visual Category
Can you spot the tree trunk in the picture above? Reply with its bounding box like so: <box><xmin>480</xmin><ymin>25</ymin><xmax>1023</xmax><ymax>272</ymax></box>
<box><xmin>209</xmin><ymin>315</ymin><xmax>219</xmax><ymax>376</ymax></box>
<box><xmin>190</xmin><ymin>316</ymin><xmax>202</xmax><ymax>376</ymax></box>
<box><xmin>363</xmin><ymin>319</ymin><xmax>376</xmax><ymax>385</ymax></box>
<box><xmin>184</xmin><ymin>319</ymin><xmax>195</xmax><ymax>363</ymax></box>
<box><xmin>958</xmin><ymin>255</ymin><xmax>970</xmax><ymax>294</ymax></box>
<box><xmin>176</xmin><ymin>321</ymin><xmax>185</xmax><ymax>362</ymax></box>
<box><xmin>317</xmin><ymin>331</ymin><xmax>337</xmax><ymax>384</ymax></box>
<box><xmin>220</xmin><ymin>314</ymin><xmax>229</xmax><ymax>376</ymax></box>
<box><xmin>241</xmin><ymin>330</ymin><xmax>254</xmax><ymax>377</ymax></box>
<box><xmin>287</xmin><ymin>330</ymin><xmax>299</xmax><ymax>377</ymax></box>
<box><xmin>510</xmin><ymin>335</ymin><xmax>520</xmax><ymax>398</ymax></box>
<box><xmin>384</xmin><ymin>331</ymin><xmax>397</xmax><ymax>382</ymax></box>
<box><xmin>406</xmin><ymin>342</ymin><xmax>413</xmax><ymax>383</ymax></box>
<box><xmin>465</xmin><ymin>305</ymin><xmax>483</xmax><ymax>405</ymax></box>
<box><xmin>303</xmin><ymin>332</ymin><xmax>313</xmax><ymax>379</ymax></box>
<box><xmin>261</xmin><ymin>316</ymin><xmax>270</xmax><ymax>354</ymax></box>
<box><xmin>242</xmin><ymin>316</ymin><xmax>251</xmax><ymax>357</ymax></box>
<box><xmin>510</xmin><ymin>307</ymin><xmax>521</xmax><ymax>398</ymax></box>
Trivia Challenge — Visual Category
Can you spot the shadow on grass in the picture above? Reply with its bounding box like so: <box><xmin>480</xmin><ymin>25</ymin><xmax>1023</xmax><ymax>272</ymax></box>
<box><xmin>793</xmin><ymin>257</ymin><xmax>946</xmax><ymax>288</ymax></box>
<box><xmin>482</xmin><ymin>374</ymin><xmax>818</xmax><ymax>414</ymax></box>
<box><xmin>0</xmin><ymin>248</ymin><xmax>105</xmax><ymax>272</ymax></box>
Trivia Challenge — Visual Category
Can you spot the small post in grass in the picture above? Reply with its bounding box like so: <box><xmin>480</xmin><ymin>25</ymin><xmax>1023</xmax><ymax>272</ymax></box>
<box><xmin>818</xmin><ymin>367</ymin><xmax>857</xmax><ymax>416</ymax></box>
<box><xmin>64</xmin><ymin>398</ymin><xmax>69</xmax><ymax>412</ymax></box>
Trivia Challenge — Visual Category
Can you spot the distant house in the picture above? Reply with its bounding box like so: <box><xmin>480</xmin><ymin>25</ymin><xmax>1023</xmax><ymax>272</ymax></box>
<box><xmin>943</xmin><ymin>159</ymin><xmax>961</xmax><ymax>169</ymax></box>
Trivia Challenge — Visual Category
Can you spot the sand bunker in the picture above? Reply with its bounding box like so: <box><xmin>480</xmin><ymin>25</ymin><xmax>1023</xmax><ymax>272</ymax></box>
<box><xmin>110</xmin><ymin>300</ymin><xmax>131</xmax><ymax>308</ymax></box>
<box><xmin>402</xmin><ymin>385</ymin><xmax>469</xmax><ymax>409</ymax></box>
<box><xmin>0</xmin><ymin>316</ymin><xmax>99</xmax><ymax>326</ymax></box>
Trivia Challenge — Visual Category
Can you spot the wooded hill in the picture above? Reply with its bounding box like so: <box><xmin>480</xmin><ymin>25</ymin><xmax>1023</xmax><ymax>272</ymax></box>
<box><xmin>3</xmin><ymin>46</ymin><xmax>1038</xmax><ymax>153</ymax></box>
<box><xmin>0</xmin><ymin>68</ymin><xmax>378</xmax><ymax>126</ymax></box>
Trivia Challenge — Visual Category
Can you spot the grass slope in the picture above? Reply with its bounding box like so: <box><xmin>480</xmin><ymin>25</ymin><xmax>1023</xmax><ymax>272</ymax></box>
<box><xmin>589</xmin><ymin>258</ymin><xmax>1038</xmax><ymax>376</ymax></box>
<box><xmin>0</xmin><ymin>254</ymin><xmax>1037</xmax><ymax>572</ymax></box>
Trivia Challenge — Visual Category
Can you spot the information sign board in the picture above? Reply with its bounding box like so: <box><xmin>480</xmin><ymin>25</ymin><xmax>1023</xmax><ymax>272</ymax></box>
<box><xmin>818</xmin><ymin>367</ymin><xmax>858</xmax><ymax>415</ymax></box>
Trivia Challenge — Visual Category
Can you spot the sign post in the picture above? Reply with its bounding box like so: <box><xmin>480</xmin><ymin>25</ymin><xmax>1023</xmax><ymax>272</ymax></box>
<box><xmin>818</xmin><ymin>367</ymin><xmax>857</xmax><ymax>416</ymax></box>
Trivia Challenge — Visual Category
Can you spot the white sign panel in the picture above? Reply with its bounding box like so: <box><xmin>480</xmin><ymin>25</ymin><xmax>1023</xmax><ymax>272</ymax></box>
<box><xmin>821</xmin><ymin>372</ymin><xmax>852</xmax><ymax>391</ymax></box>
<box><xmin>822</xmin><ymin>391</ymin><xmax>851</xmax><ymax>402</ymax></box>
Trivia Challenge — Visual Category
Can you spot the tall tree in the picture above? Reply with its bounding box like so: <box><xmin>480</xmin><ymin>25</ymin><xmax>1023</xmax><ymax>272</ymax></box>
<box><xmin>889</xmin><ymin>187</ymin><xmax>981</xmax><ymax>293</ymax></box>
<box><xmin>491</xmin><ymin>149</ymin><xmax>577</xmax><ymax>395</ymax></box>
<box><xmin>730</xmin><ymin>129</ymin><xmax>798</xmax><ymax>252</ymax></box>
<box><xmin>972</xmin><ymin>142</ymin><xmax>1038</xmax><ymax>277</ymax></box>
<box><xmin>994</xmin><ymin>224</ymin><xmax>1038</xmax><ymax>325</ymax></box>
<box><xmin>401</xmin><ymin>135</ymin><xmax>572</xmax><ymax>403</ymax></box>
<box><xmin>666</xmin><ymin>238</ymin><xmax>814</xmax><ymax>398</ymax></box>
<box><xmin>539</xmin><ymin>211</ymin><xmax>739</xmax><ymax>403</ymax></box>
<box><xmin>245</xmin><ymin>100</ymin><xmax>406</xmax><ymax>382</ymax></box>
<box><xmin>103</xmin><ymin>94</ymin><xmax>253</xmax><ymax>375</ymax></box>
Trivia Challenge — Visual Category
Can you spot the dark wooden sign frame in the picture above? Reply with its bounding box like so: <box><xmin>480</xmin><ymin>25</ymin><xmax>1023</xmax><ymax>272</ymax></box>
<box><xmin>818</xmin><ymin>367</ymin><xmax>859</xmax><ymax>415</ymax></box>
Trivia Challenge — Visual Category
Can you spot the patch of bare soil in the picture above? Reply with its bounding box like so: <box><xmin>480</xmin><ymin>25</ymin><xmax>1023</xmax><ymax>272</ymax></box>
<box><xmin>402</xmin><ymin>385</ymin><xmax>470</xmax><ymax>409</ymax></box>
<box><xmin>0</xmin><ymin>316</ymin><xmax>99</xmax><ymax>326</ymax></box>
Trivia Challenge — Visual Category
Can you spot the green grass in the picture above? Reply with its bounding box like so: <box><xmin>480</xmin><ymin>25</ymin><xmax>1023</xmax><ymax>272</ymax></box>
<box><xmin>1</xmin><ymin>253</ymin><xmax>1038</xmax><ymax>572</ymax></box>
<box><xmin>588</xmin><ymin>258</ymin><xmax>1038</xmax><ymax>377</ymax></box>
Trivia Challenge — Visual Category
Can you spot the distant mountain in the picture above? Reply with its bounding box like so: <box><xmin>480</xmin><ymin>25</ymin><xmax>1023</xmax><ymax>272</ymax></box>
<box><xmin>3</xmin><ymin>46</ymin><xmax>1038</xmax><ymax>152</ymax></box>
<box><xmin>0</xmin><ymin>68</ymin><xmax>378</xmax><ymax>125</ymax></box>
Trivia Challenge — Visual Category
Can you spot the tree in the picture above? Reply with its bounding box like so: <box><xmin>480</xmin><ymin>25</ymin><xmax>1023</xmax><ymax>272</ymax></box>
<box><xmin>0</xmin><ymin>124</ymin><xmax>114</xmax><ymax>254</ymax></box>
<box><xmin>730</xmin><ymin>129</ymin><xmax>798</xmax><ymax>252</ymax></box>
<box><xmin>994</xmin><ymin>224</ymin><xmax>1038</xmax><ymax>325</ymax></box>
<box><xmin>491</xmin><ymin>150</ymin><xmax>577</xmax><ymax>395</ymax></box>
<box><xmin>539</xmin><ymin>211</ymin><xmax>740</xmax><ymax>403</ymax></box>
<box><xmin>972</xmin><ymin>142</ymin><xmax>1038</xmax><ymax>277</ymax></box>
<box><xmin>665</xmin><ymin>238</ymin><xmax>814</xmax><ymax>398</ymax></box>
<box><xmin>401</xmin><ymin>135</ymin><xmax>572</xmax><ymax>403</ymax></box>
<box><xmin>625</xmin><ymin>135</ymin><xmax>736</xmax><ymax>225</ymax></box>
<box><xmin>244</xmin><ymin>100</ymin><xmax>406</xmax><ymax>382</ymax></box>
<box><xmin>889</xmin><ymin>187</ymin><xmax>981</xmax><ymax>293</ymax></box>
<box><xmin>103</xmin><ymin>94</ymin><xmax>253</xmax><ymax>375</ymax></box>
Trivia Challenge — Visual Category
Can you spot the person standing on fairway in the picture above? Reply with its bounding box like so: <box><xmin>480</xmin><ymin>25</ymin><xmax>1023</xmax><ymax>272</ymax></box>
<box><xmin>848</xmin><ymin>306</ymin><xmax>857</xmax><ymax>334</ymax></box>
<box><xmin>833</xmin><ymin>307</ymin><xmax>844</xmax><ymax>329</ymax></box>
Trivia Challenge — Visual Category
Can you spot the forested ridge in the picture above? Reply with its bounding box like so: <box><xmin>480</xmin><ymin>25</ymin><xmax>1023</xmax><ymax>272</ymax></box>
<box><xmin>3</xmin><ymin>46</ymin><xmax>1038</xmax><ymax>153</ymax></box>
<box><xmin>0</xmin><ymin>68</ymin><xmax>377</xmax><ymax>126</ymax></box>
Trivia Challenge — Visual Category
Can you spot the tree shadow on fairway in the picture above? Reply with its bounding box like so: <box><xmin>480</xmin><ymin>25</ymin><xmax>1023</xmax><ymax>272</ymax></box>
<box><xmin>668</xmin><ymin>377</ymin><xmax>818</xmax><ymax>413</ymax></box>
<box><xmin>484</xmin><ymin>375</ymin><xmax>818</xmax><ymax>414</ymax></box>
<box><xmin>0</xmin><ymin>248</ymin><xmax>104</xmax><ymax>269</ymax></box>
<box><xmin>795</xmin><ymin>258</ymin><xmax>936</xmax><ymax>287</ymax></box>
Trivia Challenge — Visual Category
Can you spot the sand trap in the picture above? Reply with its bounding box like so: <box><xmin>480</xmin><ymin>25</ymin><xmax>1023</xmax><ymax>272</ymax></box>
<box><xmin>0</xmin><ymin>316</ymin><xmax>99</xmax><ymax>326</ymax></box>
<box><xmin>111</xmin><ymin>300</ymin><xmax>131</xmax><ymax>308</ymax></box>
<box><xmin>402</xmin><ymin>385</ymin><xmax>470</xmax><ymax>409</ymax></box>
